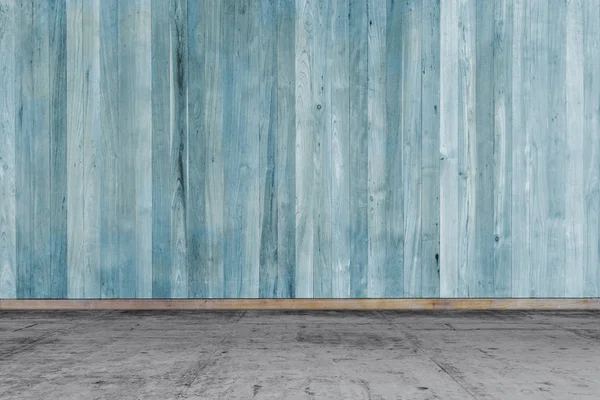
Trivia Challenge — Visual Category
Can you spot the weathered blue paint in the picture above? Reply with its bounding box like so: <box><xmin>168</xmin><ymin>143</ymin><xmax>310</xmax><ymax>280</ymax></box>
<box><xmin>1</xmin><ymin>0</ymin><xmax>599</xmax><ymax>299</ymax></box>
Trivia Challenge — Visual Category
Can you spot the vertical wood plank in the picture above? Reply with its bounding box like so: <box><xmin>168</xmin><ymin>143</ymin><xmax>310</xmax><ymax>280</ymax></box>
<box><xmin>473</xmin><ymin>0</ymin><xmax>495</xmax><ymax>297</ymax></box>
<box><xmin>49</xmin><ymin>0</ymin><xmax>68</xmax><ymax>298</ymax></box>
<box><xmin>439</xmin><ymin>0</ymin><xmax>459</xmax><ymax>298</ymax></box>
<box><xmin>312</xmin><ymin>0</ymin><xmax>332</xmax><ymax>299</ymax></box>
<box><xmin>258</xmin><ymin>0</ymin><xmax>278</xmax><ymax>298</ymax></box>
<box><xmin>0</xmin><ymin>0</ymin><xmax>16</xmax><ymax>299</ymax></box>
<box><xmin>99</xmin><ymin>0</ymin><xmax>120</xmax><ymax>298</ymax></box>
<box><xmin>456</xmin><ymin>0</ymin><xmax>476</xmax><ymax>297</ymax></box>
<box><xmin>421</xmin><ymin>0</ymin><xmax>441</xmax><ymax>298</ymax></box>
<box><xmin>564</xmin><ymin>0</ymin><xmax>583</xmax><ymax>297</ymax></box>
<box><xmin>367</xmin><ymin>0</ymin><xmax>386</xmax><ymax>298</ymax></box>
<box><xmin>151</xmin><ymin>0</ymin><xmax>188</xmax><ymax>299</ymax></box>
<box><xmin>186</xmin><ymin>0</ymin><xmax>207</xmax><ymax>298</ymax></box>
<box><xmin>295</xmin><ymin>0</ymin><xmax>315</xmax><ymax>298</ymax></box>
<box><xmin>348</xmin><ymin>0</ymin><xmax>368</xmax><ymax>298</ymax></box>
<box><xmin>116</xmin><ymin>0</ymin><xmax>152</xmax><ymax>298</ymax></box>
<box><xmin>492</xmin><ymin>0</ymin><xmax>513</xmax><ymax>297</ymax></box>
<box><xmin>222</xmin><ymin>0</ymin><xmax>260</xmax><ymax>298</ymax></box>
<box><xmin>382</xmin><ymin>0</ymin><xmax>404</xmax><ymax>298</ymax></box>
<box><xmin>16</xmin><ymin>0</ymin><xmax>53</xmax><ymax>298</ymax></box>
<box><xmin>401</xmin><ymin>0</ymin><xmax>421</xmax><ymax>298</ymax></box>
<box><xmin>583</xmin><ymin>0</ymin><xmax>600</xmax><ymax>297</ymax></box>
<box><xmin>66</xmin><ymin>0</ymin><xmax>101</xmax><ymax>298</ymax></box>
<box><xmin>275</xmin><ymin>0</ymin><xmax>297</xmax><ymax>298</ymax></box>
<box><xmin>205</xmin><ymin>0</ymin><xmax>225</xmax><ymax>298</ymax></box>
<box><xmin>330</xmin><ymin>0</ymin><xmax>350</xmax><ymax>298</ymax></box>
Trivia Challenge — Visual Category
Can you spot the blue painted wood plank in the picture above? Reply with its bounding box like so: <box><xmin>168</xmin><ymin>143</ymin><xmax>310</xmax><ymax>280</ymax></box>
<box><xmin>473</xmin><ymin>0</ymin><xmax>495</xmax><ymax>297</ymax></box>
<box><xmin>0</xmin><ymin>0</ymin><xmax>17</xmax><ymax>299</ymax></box>
<box><xmin>295</xmin><ymin>0</ymin><xmax>315</xmax><ymax>298</ymax></box>
<box><xmin>400</xmin><ymin>0</ymin><xmax>421</xmax><ymax>298</ymax></box>
<box><xmin>186</xmin><ymin>0</ymin><xmax>207</xmax><ymax>298</ymax></box>
<box><xmin>204</xmin><ymin>0</ymin><xmax>226</xmax><ymax>298</ymax></box>
<box><xmin>547</xmin><ymin>0</ymin><xmax>569</xmax><ymax>297</ymax></box>
<box><xmin>258</xmin><ymin>0</ymin><xmax>278</xmax><ymax>298</ymax></box>
<box><xmin>66</xmin><ymin>0</ymin><xmax>101</xmax><ymax>298</ymax></box>
<box><xmin>367</xmin><ymin>0</ymin><xmax>387</xmax><ymax>298</ymax></box>
<box><xmin>421</xmin><ymin>0</ymin><xmax>441</xmax><ymax>298</ymax></box>
<box><xmin>273</xmin><ymin>0</ymin><xmax>296</xmax><ymax>298</ymax></box>
<box><xmin>330</xmin><ymin>0</ymin><xmax>350</xmax><ymax>298</ymax></box>
<box><xmin>99</xmin><ymin>0</ymin><xmax>120</xmax><ymax>298</ymax></box>
<box><xmin>583</xmin><ymin>0</ymin><xmax>600</xmax><ymax>297</ymax></box>
<box><xmin>151</xmin><ymin>0</ymin><xmax>188</xmax><ymax>299</ymax></box>
<box><xmin>439</xmin><ymin>0</ymin><xmax>459</xmax><ymax>298</ymax></box>
<box><xmin>312</xmin><ymin>0</ymin><xmax>333</xmax><ymax>299</ymax></box>
<box><xmin>348</xmin><ymin>0</ymin><xmax>368</xmax><ymax>298</ymax></box>
<box><xmin>492</xmin><ymin>0</ymin><xmax>513</xmax><ymax>297</ymax></box>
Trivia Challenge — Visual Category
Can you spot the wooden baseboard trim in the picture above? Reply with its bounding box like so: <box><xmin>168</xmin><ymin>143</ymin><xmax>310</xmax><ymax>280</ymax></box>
<box><xmin>1</xmin><ymin>299</ymin><xmax>600</xmax><ymax>311</ymax></box>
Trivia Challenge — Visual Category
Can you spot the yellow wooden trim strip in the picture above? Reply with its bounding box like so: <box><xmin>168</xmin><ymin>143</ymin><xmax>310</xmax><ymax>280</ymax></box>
<box><xmin>1</xmin><ymin>299</ymin><xmax>600</xmax><ymax>310</ymax></box>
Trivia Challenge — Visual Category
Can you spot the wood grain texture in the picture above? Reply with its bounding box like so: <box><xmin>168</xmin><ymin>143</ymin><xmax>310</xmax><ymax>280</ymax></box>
<box><xmin>0</xmin><ymin>0</ymin><xmax>599</xmax><ymax>300</ymax></box>
<box><xmin>0</xmin><ymin>0</ymin><xmax>16</xmax><ymax>299</ymax></box>
<box><xmin>2</xmin><ymin>298</ymin><xmax>600</xmax><ymax>311</ymax></box>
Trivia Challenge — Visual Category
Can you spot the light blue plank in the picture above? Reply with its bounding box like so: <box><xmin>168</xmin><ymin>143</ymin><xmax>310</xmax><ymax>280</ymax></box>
<box><xmin>547</xmin><ymin>0</ymin><xmax>569</xmax><ymax>297</ymax></box>
<box><xmin>312</xmin><ymin>0</ymin><xmax>333</xmax><ymax>299</ymax></box>
<box><xmin>421</xmin><ymin>0</ymin><xmax>441</xmax><ymax>298</ymax></box>
<box><xmin>151</xmin><ymin>0</ymin><xmax>188</xmax><ymax>299</ymax></box>
<box><xmin>367</xmin><ymin>0</ymin><xmax>386</xmax><ymax>298</ymax></box>
<box><xmin>222</xmin><ymin>0</ymin><xmax>260</xmax><ymax>298</ymax></box>
<box><xmin>330</xmin><ymin>0</ymin><xmax>350</xmax><ymax>298</ymax></box>
<box><xmin>473</xmin><ymin>0</ymin><xmax>495</xmax><ymax>297</ymax></box>
<box><xmin>492</xmin><ymin>0</ymin><xmax>513</xmax><ymax>297</ymax></box>
<box><xmin>439</xmin><ymin>0</ymin><xmax>459</xmax><ymax>298</ymax></box>
<box><xmin>274</xmin><ymin>0</ymin><xmax>296</xmax><ymax>298</ymax></box>
<box><xmin>348</xmin><ymin>0</ymin><xmax>368</xmax><ymax>298</ymax></box>
<box><xmin>0</xmin><ymin>0</ymin><xmax>16</xmax><ymax>299</ymax></box>
<box><xmin>583</xmin><ymin>0</ymin><xmax>600</xmax><ymax>297</ymax></box>
<box><xmin>66</xmin><ymin>0</ymin><xmax>101</xmax><ymax>298</ymax></box>
<box><xmin>99</xmin><ymin>0</ymin><xmax>120</xmax><ymax>298</ymax></box>
<box><xmin>186</xmin><ymin>0</ymin><xmax>208</xmax><ymax>298</ymax></box>
<box><xmin>295</xmin><ymin>0</ymin><xmax>316</xmax><ymax>298</ymax></box>
<box><xmin>400</xmin><ymin>0</ymin><xmax>420</xmax><ymax>298</ymax></box>
<box><xmin>258</xmin><ymin>0</ymin><xmax>278</xmax><ymax>298</ymax></box>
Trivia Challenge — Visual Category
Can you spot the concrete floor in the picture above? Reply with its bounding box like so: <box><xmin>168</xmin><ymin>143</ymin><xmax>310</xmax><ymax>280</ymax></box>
<box><xmin>0</xmin><ymin>311</ymin><xmax>599</xmax><ymax>400</ymax></box>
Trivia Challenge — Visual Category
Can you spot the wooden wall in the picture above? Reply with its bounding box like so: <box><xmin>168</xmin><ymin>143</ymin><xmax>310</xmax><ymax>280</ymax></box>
<box><xmin>0</xmin><ymin>0</ymin><xmax>598</xmax><ymax>299</ymax></box>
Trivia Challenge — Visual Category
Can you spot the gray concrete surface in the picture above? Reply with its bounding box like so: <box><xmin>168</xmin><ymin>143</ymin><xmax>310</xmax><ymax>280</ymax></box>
<box><xmin>0</xmin><ymin>311</ymin><xmax>599</xmax><ymax>399</ymax></box>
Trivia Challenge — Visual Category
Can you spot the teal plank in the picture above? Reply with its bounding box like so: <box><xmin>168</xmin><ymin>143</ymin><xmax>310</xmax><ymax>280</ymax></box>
<box><xmin>473</xmin><ymin>0</ymin><xmax>495</xmax><ymax>297</ymax></box>
<box><xmin>186</xmin><ymin>0</ymin><xmax>207</xmax><ymax>298</ymax></box>
<box><xmin>66</xmin><ymin>0</ymin><xmax>101</xmax><ymax>298</ymax></box>
<box><xmin>492</xmin><ymin>0</ymin><xmax>513</xmax><ymax>297</ymax></box>
<box><xmin>295</xmin><ymin>0</ymin><xmax>315</xmax><ymax>298</ymax></box>
<box><xmin>151</xmin><ymin>0</ymin><xmax>188</xmax><ymax>299</ymax></box>
<box><xmin>48</xmin><ymin>0</ymin><xmax>68</xmax><ymax>298</ymax></box>
<box><xmin>312</xmin><ymin>0</ymin><xmax>332</xmax><ymax>299</ymax></box>
<box><xmin>583</xmin><ymin>0</ymin><xmax>600</xmax><ymax>297</ymax></box>
<box><xmin>99</xmin><ymin>0</ymin><xmax>120</xmax><ymax>298</ymax></box>
<box><xmin>117</xmin><ymin>0</ymin><xmax>152</xmax><ymax>298</ymax></box>
<box><xmin>330</xmin><ymin>0</ymin><xmax>350</xmax><ymax>298</ymax></box>
<box><xmin>548</xmin><ymin>0</ymin><xmax>569</xmax><ymax>297</ymax></box>
<box><xmin>348</xmin><ymin>0</ymin><xmax>368</xmax><ymax>298</ymax></box>
<box><xmin>274</xmin><ymin>0</ymin><xmax>296</xmax><ymax>298</ymax></box>
<box><xmin>0</xmin><ymin>0</ymin><xmax>16</xmax><ymax>299</ymax></box>
<box><xmin>204</xmin><ymin>0</ymin><xmax>225</xmax><ymax>298</ymax></box>
<box><xmin>258</xmin><ymin>0</ymin><xmax>278</xmax><ymax>298</ymax></box>
<box><xmin>400</xmin><ymin>0</ymin><xmax>420</xmax><ymax>298</ymax></box>
<box><xmin>222</xmin><ymin>0</ymin><xmax>260</xmax><ymax>298</ymax></box>
<box><xmin>564</xmin><ymin>0</ymin><xmax>584</xmax><ymax>297</ymax></box>
<box><xmin>439</xmin><ymin>0</ymin><xmax>459</xmax><ymax>298</ymax></box>
<box><xmin>367</xmin><ymin>0</ymin><xmax>386</xmax><ymax>298</ymax></box>
<box><xmin>421</xmin><ymin>0</ymin><xmax>441</xmax><ymax>298</ymax></box>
